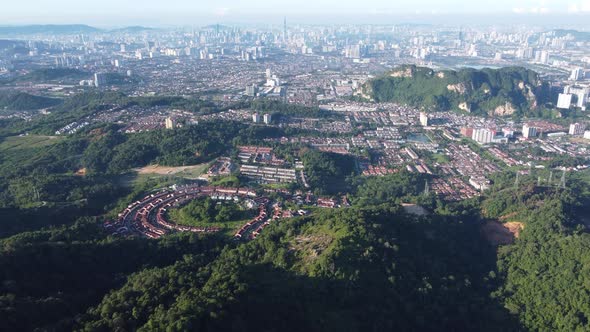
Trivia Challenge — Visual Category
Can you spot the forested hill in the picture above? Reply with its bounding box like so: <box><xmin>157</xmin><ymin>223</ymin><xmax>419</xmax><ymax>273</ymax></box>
<box><xmin>0</xmin><ymin>25</ymin><xmax>100</xmax><ymax>35</ymax></box>
<box><xmin>78</xmin><ymin>206</ymin><xmax>519</xmax><ymax>331</ymax></box>
<box><xmin>360</xmin><ymin>65</ymin><xmax>551</xmax><ymax>117</ymax></box>
<box><xmin>0</xmin><ymin>91</ymin><xmax>62</xmax><ymax>110</ymax></box>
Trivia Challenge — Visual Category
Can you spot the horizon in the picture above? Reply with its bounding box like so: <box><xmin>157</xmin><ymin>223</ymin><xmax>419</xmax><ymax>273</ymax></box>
<box><xmin>1</xmin><ymin>13</ymin><xmax>590</xmax><ymax>29</ymax></box>
<box><xmin>2</xmin><ymin>0</ymin><xmax>590</xmax><ymax>28</ymax></box>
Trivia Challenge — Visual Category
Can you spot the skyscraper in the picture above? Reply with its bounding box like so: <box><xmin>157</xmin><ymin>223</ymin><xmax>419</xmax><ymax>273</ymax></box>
<box><xmin>252</xmin><ymin>113</ymin><xmax>261</xmax><ymax>123</ymax></box>
<box><xmin>94</xmin><ymin>73</ymin><xmax>107</xmax><ymax>87</ymax></box>
<box><xmin>263</xmin><ymin>113</ymin><xmax>272</xmax><ymax>124</ymax></box>
<box><xmin>165</xmin><ymin>117</ymin><xmax>176</xmax><ymax>130</ymax></box>
<box><xmin>557</xmin><ymin>93</ymin><xmax>573</xmax><ymax>109</ymax></box>
<box><xmin>419</xmin><ymin>112</ymin><xmax>429</xmax><ymax>126</ymax></box>
<box><xmin>283</xmin><ymin>17</ymin><xmax>287</xmax><ymax>43</ymax></box>
<box><xmin>471</xmin><ymin>128</ymin><xmax>495</xmax><ymax>144</ymax></box>
<box><xmin>570</xmin><ymin>68</ymin><xmax>585</xmax><ymax>81</ymax></box>
<box><xmin>569</xmin><ymin>123</ymin><xmax>586</xmax><ymax>136</ymax></box>
<box><xmin>522</xmin><ymin>124</ymin><xmax>537</xmax><ymax>139</ymax></box>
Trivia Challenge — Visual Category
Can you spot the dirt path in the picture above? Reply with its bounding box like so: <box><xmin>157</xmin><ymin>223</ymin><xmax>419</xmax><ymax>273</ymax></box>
<box><xmin>135</xmin><ymin>164</ymin><xmax>208</xmax><ymax>176</ymax></box>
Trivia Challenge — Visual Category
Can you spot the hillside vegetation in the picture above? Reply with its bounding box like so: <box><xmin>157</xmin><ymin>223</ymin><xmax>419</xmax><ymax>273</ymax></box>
<box><xmin>0</xmin><ymin>92</ymin><xmax>62</xmax><ymax>110</ymax></box>
<box><xmin>361</xmin><ymin>65</ymin><xmax>551</xmax><ymax>117</ymax></box>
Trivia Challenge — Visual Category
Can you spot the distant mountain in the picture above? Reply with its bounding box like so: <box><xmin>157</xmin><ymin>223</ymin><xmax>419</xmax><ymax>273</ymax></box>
<box><xmin>360</xmin><ymin>65</ymin><xmax>551</xmax><ymax>117</ymax></box>
<box><xmin>0</xmin><ymin>25</ymin><xmax>157</xmax><ymax>36</ymax></box>
<box><xmin>0</xmin><ymin>25</ymin><xmax>101</xmax><ymax>35</ymax></box>
<box><xmin>0</xmin><ymin>92</ymin><xmax>62</xmax><ymax>110</ymax></box>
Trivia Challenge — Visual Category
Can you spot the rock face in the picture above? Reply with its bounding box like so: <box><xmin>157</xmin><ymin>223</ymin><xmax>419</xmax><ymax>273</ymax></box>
<box><xmin>459</xmin><ymin>102</ymin><xmax>471</xmax><ymax>112</ymax></box>
<box><xmin>491</xmin><ymin>102</ymin><xmax>517</xmax><ymax>116</ymax></box>
<box><xmin>447</xmin><ymin>83</ymin><xmax>467</xmax><ymax>95</ymax></box>
<box><xmin>389</xmin><ymin>67</ymin><xmax>413</xmax><ymax>78</ymax></box>
<box><xmin>526</xmin><ymin>87</ymin><xmax>538</xmax><ymax>109</ymax></box>
<box><xmin>356</xmin><ymin>84</ymin><xmax>375</xmax><ymax>101</ymax></box>
<box><xmin>366</xmin><ymin>65</ymin><xmax>545</xmax><ymax>116</ymax></box>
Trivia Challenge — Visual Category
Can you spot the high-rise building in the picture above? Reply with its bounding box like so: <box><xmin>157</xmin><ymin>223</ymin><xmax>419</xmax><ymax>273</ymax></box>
<box><xmin>535</xmin><ymin>50</ymin><xmax>549</xmax><ymax>64</ymax></box>
<box><xmin>577</xmin><ymin>92</ymin><xmax>588</xmax><ymax>110</ymax></box>
<box><xmin>564</xmin><ymin>86</ymin><xmax>589</xmax><ymax>110</ymax></box>
<box><xmin>557</xmin><ymin>93</ymin><xmax>573</xmax><ymax>109</ymax></box>
<box><xmin>471</xmin><ymin>128</ymin><xmax>495</xmax><ymax>144</ymax></box>
<box><xmin>165</xmin><ymin>117</ymin><xmax>176</xmax><ymax>130</ymax></box>
<box><xmin>345</xmin><ymin>45</ymin><xmax>362</xmax><ymax>59</ymax></box>
<box><xmin>569</xmin><ymin>123</ymin><xmax>586</xmax><ymax>136</ymax></box>
<box><xmin>245</xmin><ymin>85</ymin><xmax>258</xmax><ymax>97</ymax></box>
<box><xmin>252</xmin><ymin>113</ymin><xmax>261</xmax><ymax>123</ymax></box>
<box><xmin>419</xmin><ymin>112</ymin><xmax>429</xmax><ymax>126</ymax></box>
<box><xmin>94</xmin><ymin>73</ymin><xmax>107</xmax><ymax>87</ymax></box>
<box><xmin>263</xmin><ymin>113</ymin><xmax>272</xmax><ymax>124</ymax></box>
<box><xmin>570</xmin><ymin>68</ymin><xmax>585</xmax><ymax>81</ymax></box>
<box><xmin>283</xmin><ymin>17</ymin><xmax>287</xmax><ymax>43</ymax></box>
<box><xmin>522</xmin><ymin>124</ymin><xmax>537</xmax><ymax>139</ymax></box>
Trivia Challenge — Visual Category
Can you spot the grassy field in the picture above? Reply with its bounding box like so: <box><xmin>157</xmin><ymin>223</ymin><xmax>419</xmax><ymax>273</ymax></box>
<box><xmin>119</xmin><ymin>163</ymin><xmax>211</xmax><ymax>188</ymax></box>
<box><xmin>169</xmin><ymin>215</ymin><xmax>249</xmax><ymax>237</ymax></box>
<box><xmin>0</xmin><ymin>135</ymin><xmax>62</xmax><ymax>152</ymax></box>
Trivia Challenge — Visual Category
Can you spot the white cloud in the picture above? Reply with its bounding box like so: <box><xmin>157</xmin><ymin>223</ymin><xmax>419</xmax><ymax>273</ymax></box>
<box><xmin>568</xmin><ymin>0</ymin><xmax>590</xmax><ymax>12</ymax></box>
<box><xmin>214</xmin><ymin>7</ymin><xmax>230</xmax><ymax>16</ymax></box>
<box><xmin>512</xmin><ymin>6</ymin><xmax>550</xmax><ymax>14</ymax></box>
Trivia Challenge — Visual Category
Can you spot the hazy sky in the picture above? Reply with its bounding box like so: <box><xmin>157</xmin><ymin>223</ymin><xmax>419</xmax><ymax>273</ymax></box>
<box><xmin>2</xmin><ymin>0</ymin><xmax>590</xmax><ymax>26</ymax></box>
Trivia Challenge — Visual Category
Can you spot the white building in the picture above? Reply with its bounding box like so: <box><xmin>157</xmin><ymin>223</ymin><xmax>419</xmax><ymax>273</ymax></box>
<box><xmin>263</xmin><ymin>113</ymin><xmax>272</xmax><ymax>124</ymax></box>
<box><xmin>419</xmin><ymin>112</ymin><xmax>429</xmax><ymax>126</ymax></box>
<box><xmin>165</xmin><ymin>117</ymin><xmax>176</xmax><ymax>130</ymax></box>
<box><xmin>535</xmin><ymin>50</ymin><xmax>549</xmax><ymax>64</ymax></box>
<box><xmin>569</xmin><ymin>123</ymin><xmax>586</xmax><ymax>136</ymax></box>
<box><xmin>570</xmin><ymin>68</ymin><xmax>585</xmax><ymax>81</ymax></box>
<box><xmin>471</xmin><ymin>128</ymin><xmax>495</xmax><ymax>144</ymax></box>
<box><xmin>557</xmin><ymin>93</ymin><xmax>573</xmax><ymax>109</ymax></box>
<box><xmin>564</xmin><ymin>86</ymin><xmax>589</xmax><ymax>109</ymax></box>
<box><xmin>252</xmin><ymin>113</ymin><xmax>261</xmax><ymax>123</ymax></box>
<box><xmin>94</xmin><ymin>73</ymin><xmax>107</xmax><ymax>87</ymax></box>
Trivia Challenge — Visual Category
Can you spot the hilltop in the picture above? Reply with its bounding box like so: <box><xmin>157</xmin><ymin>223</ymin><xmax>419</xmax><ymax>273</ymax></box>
<box><xmin>0</xmin><ymin>25</ymin><xmax>155</xmax><ymax>36</ymax></box>
<box><xmin>0</xmin><ymin>24</ymin><xmax>101</xmax><ymax>35</ymax></box>
<box><xmin>360</xmin><ymin>65</ymin><xmax>551</xmax><ymax>117</ymax></box>
<box><xmin>0</xmin><ymin>92</ymin><xmax>62</xmax><ymax>110</ymax></box>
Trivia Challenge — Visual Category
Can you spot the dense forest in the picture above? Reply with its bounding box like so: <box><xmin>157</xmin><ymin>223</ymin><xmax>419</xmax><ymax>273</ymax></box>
<box><xmin>1</xmin><ymin>68</ymin><xmax>91</xmax><ymax>85</ymax></box>
<box><xmin>0</xmin><ymin>91</ymin><xmax>62</xmax><ymax>110</ymax></box>
<box><xmin>363</xmin><ymin>65</ymin><xmax>553</xmax><ymax>116</ymax></box>
<box><xmin>1</xmin><ymin>89</ymin><xmax>590</xmax><ymax>331</ymax></box>
<box><xmin>1</xmin><ymin>163</ymin><xmax>589</xmax><ymax>331</ymax></box>
<box><xmin>300</xmin><ymin>149</ymin><xmax>358</xmax><ymax>195</ymax></box>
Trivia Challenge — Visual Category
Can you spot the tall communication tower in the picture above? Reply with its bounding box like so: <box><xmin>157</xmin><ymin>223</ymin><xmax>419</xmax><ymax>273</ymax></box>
<box><xmin>283</xmin><ymin>17</ymin><xmax>287</xmax><ymax>43</ymax></box>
